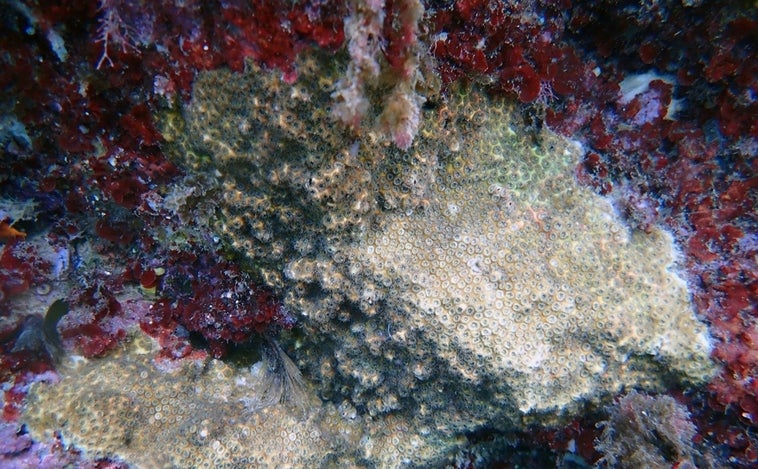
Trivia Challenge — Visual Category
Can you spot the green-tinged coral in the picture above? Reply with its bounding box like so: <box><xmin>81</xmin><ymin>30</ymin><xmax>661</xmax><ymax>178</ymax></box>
<box><xmin>164</xmin><ymin>51</ymin><xmax>713</xmax><ymax>426</ymax></box>
<box><xmin>23</xmin><ymin>51</ymin><xmax>715</xmax><ymax>468</ymax></box>
<box><xmin>163</xmin><ymin>53</ymin><xmax>454</xmax><ymax>287</ymax></box>
<box><xmin>23</xmin><ymin>333</ymin><xmax>465</xmax><ymax>468</ymax></box>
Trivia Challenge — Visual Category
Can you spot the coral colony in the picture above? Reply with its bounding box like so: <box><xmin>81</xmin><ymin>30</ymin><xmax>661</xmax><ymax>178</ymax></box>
<box><xmin>0</xmin><ymin>0</ymin><xmax>755</xmax><ymax>467</ymax></box>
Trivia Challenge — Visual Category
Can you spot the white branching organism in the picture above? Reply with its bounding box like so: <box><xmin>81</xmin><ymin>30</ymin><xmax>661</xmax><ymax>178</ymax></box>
<box><xmin>94</xmin><ymin>0</ymin><xmax>149</xmax><ymax>69</ymax></box>
<box><xmin>331</xmin><ymin>0</ymin><xmax>384</xmax><ymax>130</ymax></box>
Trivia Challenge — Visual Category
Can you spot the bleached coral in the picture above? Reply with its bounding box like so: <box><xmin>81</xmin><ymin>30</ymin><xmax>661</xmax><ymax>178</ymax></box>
<box><xmin>338</xmin><ymin>134</ymin><xmax>714</xmax><ymax>414</ymax></box>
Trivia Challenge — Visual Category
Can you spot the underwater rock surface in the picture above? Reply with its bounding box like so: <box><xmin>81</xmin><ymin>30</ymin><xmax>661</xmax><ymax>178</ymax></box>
<box><xmin>21</xmin><ymin>54</ymin><xmax>715</xmax><ymax>467</ymax></box>
<box><xmin>23</xmin><ymin>333</ymin><xmax>469</xmax><ymax>467</ymax></box>
<box><xmin>180</xmin><ymin>56</ymin><xmax>713</xmax><ymax>425</ymax></box>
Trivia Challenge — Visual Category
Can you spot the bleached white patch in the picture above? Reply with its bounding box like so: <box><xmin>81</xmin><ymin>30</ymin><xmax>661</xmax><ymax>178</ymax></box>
<box><xmin>618</xmin><ymin>71</ymin><xmax>674</xmax><ymax>104</ymax></box>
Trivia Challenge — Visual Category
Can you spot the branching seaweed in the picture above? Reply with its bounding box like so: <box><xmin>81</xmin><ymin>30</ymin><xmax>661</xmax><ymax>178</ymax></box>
<box><xmin>241</xmin><ymin>338</ymin><xmax>310</xmax><ymax>416</ymax></box>
<box><xmin>595</xmin><ymin>390</ymin><xmax>699</xmax><ymax>469</ymax></box>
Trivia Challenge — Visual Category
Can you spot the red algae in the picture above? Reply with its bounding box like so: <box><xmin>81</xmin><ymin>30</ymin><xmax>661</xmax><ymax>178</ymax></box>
<box><xmin>138</xmin><ymin>249</ymin><xmax>295</xmax><ymax>359</ymax></box>
<box><xmin>58</xmin><ymin>285</ymin><xmax>125</xmax><ymax>358</ymax></box>
<box><xmin>0</xmin><ymin>242</ymin><xmax>53</xmax><ymax>305</ymax></box>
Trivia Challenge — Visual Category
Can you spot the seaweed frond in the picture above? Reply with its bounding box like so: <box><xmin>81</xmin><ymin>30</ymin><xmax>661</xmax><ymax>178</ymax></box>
<box><xmin>240</xmin><ymin>338</ymin><xmax>311</xmax><ymax>417</ymax></box>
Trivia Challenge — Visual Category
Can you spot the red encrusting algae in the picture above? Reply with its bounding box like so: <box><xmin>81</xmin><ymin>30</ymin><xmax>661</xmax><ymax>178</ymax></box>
<box><xmin>0</xmin><ymin>0</ymin><xmax>756</xmax><ymax>466</ymax></box>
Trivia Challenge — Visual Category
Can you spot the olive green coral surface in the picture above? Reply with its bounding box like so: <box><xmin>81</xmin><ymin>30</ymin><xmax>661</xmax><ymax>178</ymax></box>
<box><xmin>24</xmin><ymin>334</ymin><xmax>460</xmax><ymax>467</ymax></box>
<box><xmin>23</xmin><ymin>54</ymin><xmax>715</xmax><ymax>467</ymax></box>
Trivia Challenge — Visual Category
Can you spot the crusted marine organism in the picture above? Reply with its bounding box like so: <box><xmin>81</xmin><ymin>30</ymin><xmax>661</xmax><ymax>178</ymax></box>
<box><xmin>595</xmin><ymin>390</ymin><xmax>699</xmax><ymax>469</ymax></box>
<box><xmin>157</xmin><ymin>50</ymin><xmax>715</xmax><ymax>462</ymax></box>
<box><xmin>22</xmin><ymin>333</ymin><xmax>361</xmax><ymax>468</ymax></box>
<box><xmin>164</xmin><ymin>52</ymin><xmax>443</xmax><ymax>291</ymax></box>
<box><xmin>23</xmin><ymin>331</ymin><xmax>464</xmax><ymax>467</ymax></box>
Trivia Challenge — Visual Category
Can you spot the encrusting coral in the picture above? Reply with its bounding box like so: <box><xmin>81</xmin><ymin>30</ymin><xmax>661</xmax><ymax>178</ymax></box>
<box><xmin>22</xmin><ymin>333</ymin><xmax>466</xmax><ymax>467</ymax></box>
<box><xmin>18</xmin><ymin>47</ymin><xmax>718</xmax><ymax>467</ymax></box>
<box><xmin>23</xmin><ymin>334</ymin><xmax>352</xmax><ymax>467</ymax></box>
<box><xmin>3</xmin><ymin>0</ymin><xmax>756</xmax><ymax>466</ymax></box>
<box><xmin>168</xmin><ymin>51</ymin><xmax>715</xmax><ymax>430</ymax></box>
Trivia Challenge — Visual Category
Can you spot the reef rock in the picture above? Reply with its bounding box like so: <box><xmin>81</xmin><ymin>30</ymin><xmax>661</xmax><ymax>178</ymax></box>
<box><xmin>22</xmin><ymin>52</ymin><xmax>715</xmax><ymax>467</ymax></box>
<box><xmin>168</xmin><ymin>54</ymin><xmax>713</xmax><ymax>427</ymax></box>
<box><xmin>23</xmin><ymin>333</ymin><xmax>467</xmax><ymax>467</ymax></box>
